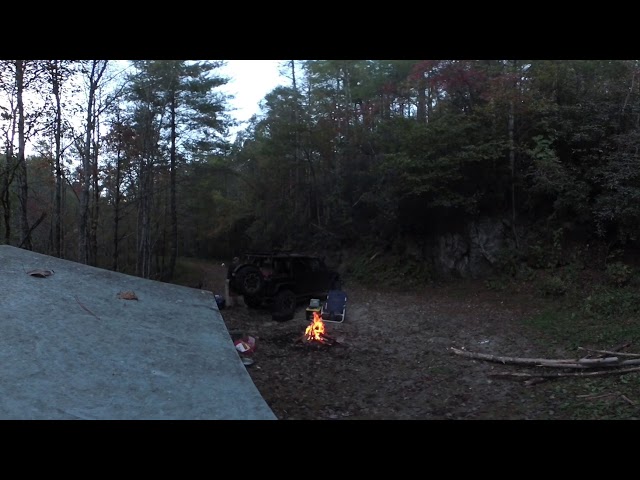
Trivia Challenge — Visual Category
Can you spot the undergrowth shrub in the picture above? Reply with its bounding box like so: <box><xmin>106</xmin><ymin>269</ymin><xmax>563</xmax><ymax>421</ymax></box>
<box><xmin>583</xmin><ymin>287</ymin><xmax>640</xmax><ymax>318</ymax></box>
<box><xmin>535</xmin><ymin>275</ymin><xmax>567</xmax><ymax>297</ymax></box>
<box><xmin>605</xmin><ymin>262</ymin><xmax>633</xmax><ymax>287</ymax></box>
<box><xmin>345</xmin><ymin>251</ymin><xmax>432</xmax><ymax>288</ymax></box>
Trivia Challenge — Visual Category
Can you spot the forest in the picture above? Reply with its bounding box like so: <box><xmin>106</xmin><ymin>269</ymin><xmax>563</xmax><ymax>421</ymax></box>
<box><xmin>1</xmin><ymin>60</ymin><xmax>640</xmax><ymax>287</ymax></box>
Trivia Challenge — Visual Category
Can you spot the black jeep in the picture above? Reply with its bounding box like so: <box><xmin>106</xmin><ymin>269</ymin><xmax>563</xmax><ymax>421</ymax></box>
<box><xmin>228</xmin><ymin>252</ymin><xmax>341</xmax><ymax>321</ymax></box>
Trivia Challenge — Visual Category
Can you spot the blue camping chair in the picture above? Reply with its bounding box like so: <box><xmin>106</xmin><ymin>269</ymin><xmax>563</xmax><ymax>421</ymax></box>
<box><xmin>321</xmin><ymin>290</ymin><xmax>347</xmax><ymax>323</ymax></box>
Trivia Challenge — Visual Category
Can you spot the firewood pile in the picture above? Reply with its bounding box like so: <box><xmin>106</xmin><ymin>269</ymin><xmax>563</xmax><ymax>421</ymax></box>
<box><xmin>451</xmin><ymin>341</ymin><xmax>640</xmax><ymax>383</ymax></box>
<box><xmin>295</xmin><ymin>332</ymin><xmax>337</xmax><ymax>346</ymax></box>
<box><xmin>295</xmin><ymin>310</ymin><xmax>339</xmax><ymax>347</ymax></box>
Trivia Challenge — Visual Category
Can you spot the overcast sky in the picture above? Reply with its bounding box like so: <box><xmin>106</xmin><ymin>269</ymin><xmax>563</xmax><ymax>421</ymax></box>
<box><xmin>18</xmin><ymin>60</ymin><xmax>287</xmax><ymax>154</ymax></box>
<box><xmin>219</xmin><ymin>60</ymin><xmax>286</xmax><ymax>134</ymax></box>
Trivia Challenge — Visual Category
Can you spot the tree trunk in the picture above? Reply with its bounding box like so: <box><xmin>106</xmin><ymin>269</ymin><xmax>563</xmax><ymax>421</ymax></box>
<box><xmin>135</xmin><ymin>98</ymin><xmax>160</xmax><ymax>280</ymax></box>
<box><xmin>508</xmin><ymin>60</ymin><xmax>520</xmax><ymax>250</ymax></box>
<box><xmin>112</xmin><ymin>148</ymin><xmax>122</xmax><ymax>271</ymax></box>
<box><xmin>16</xmin><ymin>60</ymin><xmax>32</xmax><ymax>250</ymax></box>
<box><xmin>291</xmin><ymin>60</ymin><xmax>300</xmax><ymax>223</ymax></box>
<box><xmin>52</xmin><ymin>62</ymin><xmax>63</xmax><ymax>258</ymax></box>
<box><xmin>416</xmin><ymin>81</ymin><xmax>427</xmax><ymax>123</ymax></box>
<box><xmin>137</xmin><ymin>157</ymin><xmax>153</xmax><ymax>278</ymax></box>
<box><xmin>90</xmin><ymin>104</ymin><xmax>100</xmax><ymax>266</ymax></box>
<box><xmin>80</xmin><ymin>66</ymin><xmax>95</xmax><ymax>264</ymax></box>
<box><xmin>168</xmin><ymin>92</ymin><xmax>177</xmax><ymax>280</ymax></box>
<box><xmin>80</xmin><ymin>61</ymin><xmax>107</xmax><ymax>265</ymax></box>
<box><xmin>1</xmin><ymin>146</ymin><xmax>13</xmax><ymax>244</ymax></box>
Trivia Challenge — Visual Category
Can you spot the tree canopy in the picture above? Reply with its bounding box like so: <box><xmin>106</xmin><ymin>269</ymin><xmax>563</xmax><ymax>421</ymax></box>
<box><xmin>2</xmin><ymin>59</ymin><xmax>640</xmax><ymax>281</ymax></box>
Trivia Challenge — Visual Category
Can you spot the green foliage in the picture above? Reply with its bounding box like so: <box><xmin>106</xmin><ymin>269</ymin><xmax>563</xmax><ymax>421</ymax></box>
<box><xmin>526</xmin><ymin>244</ymin><xmax>549</xmax><ymax>269</ymax></box>
<box><xmin>215</xmin><ymin>59</ymin><xmax>640</xmax><ymax>275</ymax></box>
<box><xmin>484</xmin><ymin>277</ymin><xmax>508</xmax><ymax>291</ymax></box>
<box><xmin>493</xmin><ymin>247</ymin><xmax>523</xmax><ymax>277</ymax></box>
<box><xmin>550</xmin><ymin>376</ymin><xmax>640</xmax><ymax>420</ymax></box>
<box><xmin>170</xmin><ymin>257</ymin><xmax>203</xmax><ymax>287</ymax></box>
<box><xmin>128</xmin><ymin>60</ymin><xmax>232</xmax><ymax>156</ymax></box>
<box><xmin>484</xmin><ymin>247</ymin><xmax>534</xmax><ymax>290</ymax></box>
<box><xmin>535</xmin><ymin>275</ymin><xmax>567</xmax><ymax>297</ymax></box>
<box><xmin>344</xmin><ymin>250</ymin><xmax>432</xmax><ymax>288</ymax></box>
<box><xmin>10</xmin><ymin>59</ymin><xmax>640</xmax><ymax>287</ymax></box>
<box><xmin>525</xmin><ymin>228</ymin><xmax>565</xmax><ymax>269</ymax></box>
<box><xmin>526</xmin><ymin>299</ymin><xmax>640</xmax><ymax>351</ymax></box>
<box><xmin>592</xmin><ymin>131</ymin><xmax>640</xmax><ymax>243</ymax></box>
<box><xmin>523</xmin><ymin>135</ymin><xmax>567</xmax><ymax>205</ymax></box>
<box><xmin>605</xmin><ymin>261</ymin><xmax>634</xmax><ymax>286</ymax></box>
<box><xmin>525</xmin><ymin>308</ymin><xmax>586</xmax><ymax>348</ymax></box>
<box><xmin>390</xmin><ymin>111</ymin><xmax>510</xmax><ymax>216</ymax></box>
<box><xmin>582</xmin><ymin>286</ymin><xmax>640</xmax><ymax>318</ymax></box>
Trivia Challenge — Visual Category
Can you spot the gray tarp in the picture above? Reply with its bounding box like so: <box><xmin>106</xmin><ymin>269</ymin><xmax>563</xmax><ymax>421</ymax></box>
<box><xmin>0</xmin><ymin>245</ymin><xmax>276</xmax><ymax>420</ymax></box>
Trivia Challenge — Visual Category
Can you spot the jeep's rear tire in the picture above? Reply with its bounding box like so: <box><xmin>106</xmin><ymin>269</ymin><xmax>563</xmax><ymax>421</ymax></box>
<box><xmin>271</xmin><ymin>289</ymin><xmax>296</xmax><ymax>322</ymax></box>
<box><xmin>234</xmin><ymin>265</ymin><xmax>265</xmax><ymax>297</ymax></box>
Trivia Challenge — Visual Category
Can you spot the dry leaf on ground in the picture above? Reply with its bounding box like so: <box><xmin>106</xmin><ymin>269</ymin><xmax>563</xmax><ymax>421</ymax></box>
<box><xmin>26</xmin><ymin>269</ymin><xmax>54</xmax><ymax>278</ymax></box>
<box><xmin>117</xmin><ymin>291</ymin><xmax>138</xmax><ymax>300</ymax></box>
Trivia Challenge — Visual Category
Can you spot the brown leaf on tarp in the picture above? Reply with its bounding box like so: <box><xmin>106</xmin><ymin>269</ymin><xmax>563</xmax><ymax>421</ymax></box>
<box><xmin>117</xmin><ymin>291</ymin><xmax>138</xmax><ymax>300</ymax></box>
<box><xmin>26</xmin><ymin>269</ymin><xmax>54</xmax><ymax>278</ymax></box>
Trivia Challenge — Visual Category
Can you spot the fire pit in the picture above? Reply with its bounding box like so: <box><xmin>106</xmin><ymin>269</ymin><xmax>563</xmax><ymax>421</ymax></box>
<box><xmin>297</xmin><ymin>311</ymin><xmax>336</xmax><ymax>346</ymax></box>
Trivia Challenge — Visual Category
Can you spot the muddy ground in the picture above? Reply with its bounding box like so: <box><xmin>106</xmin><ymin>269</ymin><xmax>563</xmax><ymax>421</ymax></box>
<box><xmin>197</xmin><ymin>263</ymin><xmax>638</xmax><ymax>420</ymax></box>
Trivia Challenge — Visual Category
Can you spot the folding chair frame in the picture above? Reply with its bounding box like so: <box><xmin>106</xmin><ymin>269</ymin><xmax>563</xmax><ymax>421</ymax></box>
<box><xmin>321</xmin><ymin>290</ymin><xmax>347</xmax><ymax>323</ymax></box>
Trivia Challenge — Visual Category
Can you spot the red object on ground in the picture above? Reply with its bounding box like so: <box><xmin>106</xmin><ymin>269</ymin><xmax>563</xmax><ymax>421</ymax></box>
<box><xmin>234</xmin><ymin>336</ymin><xmax>256</xmax><ymax>354</ymax></box>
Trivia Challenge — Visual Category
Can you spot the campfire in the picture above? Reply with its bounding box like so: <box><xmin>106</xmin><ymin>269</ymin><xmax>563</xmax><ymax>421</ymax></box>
<box><xmin>299</xmin><ymin>311</ymin><xmax>336</xmax><ymax>346</ymax></box>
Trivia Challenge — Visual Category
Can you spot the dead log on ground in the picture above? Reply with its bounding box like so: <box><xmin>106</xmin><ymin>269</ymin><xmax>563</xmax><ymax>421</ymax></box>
<box><xmin>490</xmin><ymin>366</ymin><xmax>640</xmax><ymax>378</ymax></box>
<box><xmin>578</xmin><ymin>346</ymin><xmax>640</xmax><ymax>358</ymax></box>
<box><xmin>579</xmin><ymin>340</ymin><xmax>632</xmax><ymax>360</ymax></box>
<box><xmin>450</xmin><ymin>347</ymin><xmax>634</xmax><ymax>369</ymax></box>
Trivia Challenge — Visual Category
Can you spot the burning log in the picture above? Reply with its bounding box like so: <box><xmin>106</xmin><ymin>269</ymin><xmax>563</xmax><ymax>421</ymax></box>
<box><xmin>296</xmin><ymin>311</ymin><xmax>338</xmax><ymax>347</ymax></box>
<box><xmin>296</xmin><ymin>333</ymin><xmax>337</xmax><ymax>346</ymax></box>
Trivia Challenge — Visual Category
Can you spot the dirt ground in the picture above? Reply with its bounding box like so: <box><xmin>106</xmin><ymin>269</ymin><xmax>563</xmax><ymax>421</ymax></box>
<box><xmin>197</xmin><ymin>263</ymin><xmax>631</xmax><ymax>420</ymax></box>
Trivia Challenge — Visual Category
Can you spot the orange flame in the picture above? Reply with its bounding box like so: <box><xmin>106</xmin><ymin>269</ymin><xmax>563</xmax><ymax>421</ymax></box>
<box><xmin>305</xmin><ymin>311</ymin><xmax>326</xmax><ymax>341</ymax></box>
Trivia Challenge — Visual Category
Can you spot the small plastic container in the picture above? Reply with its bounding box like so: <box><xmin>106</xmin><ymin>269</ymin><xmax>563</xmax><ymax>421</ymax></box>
<box><xmin>214</xmin><ymin>294</ymin><xmax>226</xmax><ymax>309</ymax></box>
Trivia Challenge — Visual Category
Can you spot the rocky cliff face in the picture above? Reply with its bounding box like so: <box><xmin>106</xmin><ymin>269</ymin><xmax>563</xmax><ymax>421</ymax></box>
<box><xmin>335</xmin><ymin>217</ymin><xmax>519</xmax><ymax>282</ymax></box>
<box><xmin>430</xmin><ymin>217</ymin><xmax>514</xmax><ymax>278</ymax></box>
<box><xmin>390</xmin><ymin>217</ymin><xmax>515</xmax><ymax>279</ymax></box>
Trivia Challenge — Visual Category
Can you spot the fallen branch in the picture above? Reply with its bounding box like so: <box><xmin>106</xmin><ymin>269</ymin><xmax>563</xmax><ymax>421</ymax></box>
<box><xmin>577</xmin><ymin>392</ymin><xmax>618</xmax><ymax>399</ymax></box>
<box><xmin>578</xmin><ymin>346</ymin><xmax>640</xmax><ymax>358</ymax></box>
<box><xmin>490</xmin><ymin>366</ymin><xmax>640</xmax><ymax>378</ymax></box>
<box><xmin>523</xmin><ymin>377</ymin><xmax>549</xmax><ymax>386</ymax></box>
<box><xmin>367</xmin><ymin>252</ymin><xmax>381</xmax><ymax>264</ymax></box>
<box><xmin>295</xmin><ymin>333</ymin><xmax>337</xmax><ymax>346</ymax></box>
<box><xmin>579</xmin><ymin>340</ymin><xmax>632</xmax><ymax>360</ymax></box>
<box><xmin>576</xmin><ymin>392</ymin><xmax>636</xmax><ymax>405</ymax></box>
<box><xmin>450</xmin><ymin>347</ymin><xmax>626</xmax><ymax>369</ymax></box>
<box><xmin>18</xmin><ymin>211</ymin><xmax>47</xmax><ymax>248</ymax></box>
<box><xmin>620</xmin><ymin>394</ymin><xmax>636</xmax><ymax>406</ymax></box>
<box><xmin>352</xmin><ymin>192</ymin><xmax>366</xmax><ymax>208</ymax></box>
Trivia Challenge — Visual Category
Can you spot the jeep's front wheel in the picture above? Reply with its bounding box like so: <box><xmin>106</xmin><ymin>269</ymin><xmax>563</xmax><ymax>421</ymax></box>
<box><xmin>271</xmin><ymin>289</ymin><xmax>296</xmax><ymax>321</ymax></box>
<box><xmin>234</xmin><ymin>265</ymin><xmax>265</xmax><ymax>297</ymax></box>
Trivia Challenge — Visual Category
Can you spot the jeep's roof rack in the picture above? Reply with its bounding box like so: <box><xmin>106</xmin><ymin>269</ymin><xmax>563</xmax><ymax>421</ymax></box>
<box><xmin>243</xmin><ymin>250</ymin><xmax>315</xmax><ymax>258</ymax></box>
<box><xmin>245</xmin><ymin>250</ymin><xmax>293</xmax><ymax>254</ymax></box>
